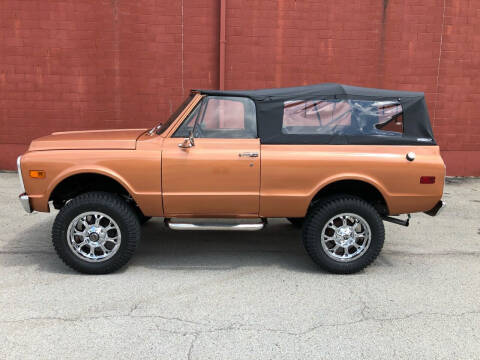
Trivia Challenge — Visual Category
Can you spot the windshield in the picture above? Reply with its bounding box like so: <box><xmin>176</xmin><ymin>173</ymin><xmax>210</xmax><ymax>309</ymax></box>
<box><xmin>151</xmin><ymin>94</ymin><xmax>195</xmax><ymax>135</ymax></box>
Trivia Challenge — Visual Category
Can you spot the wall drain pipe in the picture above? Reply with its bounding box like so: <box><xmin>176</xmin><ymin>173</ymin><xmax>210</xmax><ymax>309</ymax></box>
<box><xmin>219</xmin><ymin>0</ymin><xmax>226</xmax><ymax>90</ymax></box>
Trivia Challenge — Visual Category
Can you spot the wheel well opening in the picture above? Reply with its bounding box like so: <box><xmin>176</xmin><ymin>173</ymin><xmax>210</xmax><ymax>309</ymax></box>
<box><xmin>49</xmin><ymin>173</ymin><xmax>131</xmax><ymax>210</ymax></box>
<box><xmin>311</xmin><ymin>180</ymin><xmax>388</xmax><ymax>216</ymax></box>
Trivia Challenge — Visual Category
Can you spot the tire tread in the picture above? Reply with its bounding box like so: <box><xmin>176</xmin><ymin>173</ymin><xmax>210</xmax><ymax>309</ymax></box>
<box><xmin>302</xmin><ymin>195</ymin><xmax>384</xmax><ymax>274</ymax></box>
<box><xmin>52</xmin><ymin>191</ymin><xmax>140</xmax><ymax>274</ymax></box>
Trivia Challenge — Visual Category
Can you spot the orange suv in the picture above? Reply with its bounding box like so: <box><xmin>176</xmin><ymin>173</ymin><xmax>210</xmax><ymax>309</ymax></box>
<box><xmin>17</xmin><ymin>84</ymin><xmax>445</xmax><ymax>274</ymax></box>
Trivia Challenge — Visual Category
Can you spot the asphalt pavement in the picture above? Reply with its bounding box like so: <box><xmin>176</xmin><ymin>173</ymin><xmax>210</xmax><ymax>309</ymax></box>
<box><xmin>0</xmin><ymin>172</ymin><xmax>479</xmax><ymax>359</ymax></box>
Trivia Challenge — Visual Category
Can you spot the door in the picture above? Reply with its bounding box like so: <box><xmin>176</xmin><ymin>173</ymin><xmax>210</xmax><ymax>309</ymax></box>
<box><xmin>162</xmin><ymin>96</ymin><xmax>260</xmax><ymax>217</ymax></box>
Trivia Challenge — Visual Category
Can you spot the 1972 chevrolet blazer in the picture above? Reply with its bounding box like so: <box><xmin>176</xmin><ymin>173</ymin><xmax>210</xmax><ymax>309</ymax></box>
<box><xmin>17</xmin><ymin>84</ymin><xmax>445</xmax><ymax>274</ymax></box>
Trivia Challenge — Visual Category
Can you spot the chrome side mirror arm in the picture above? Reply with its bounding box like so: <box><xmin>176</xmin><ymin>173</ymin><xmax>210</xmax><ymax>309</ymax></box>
<box><xmin>178</xmin><ymin>131</ymin><xmax>195</xmax><ymax>148</ymax></box>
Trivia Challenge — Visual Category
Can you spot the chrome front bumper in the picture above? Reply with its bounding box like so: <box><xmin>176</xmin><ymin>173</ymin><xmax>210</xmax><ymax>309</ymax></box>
<box><xmin>17</xmin><ymin>155</ymin><xmax>32</xmax><ymax>213</ymax></box>
<box><xmin>424</xmin><ymin>200</ymin><xmax>445</xmax><ymax>217</ymax></box>
<box><xmin>19</xmin><ymin>193</ymin><xmax>32</xmax><ymax>213</ymax></box>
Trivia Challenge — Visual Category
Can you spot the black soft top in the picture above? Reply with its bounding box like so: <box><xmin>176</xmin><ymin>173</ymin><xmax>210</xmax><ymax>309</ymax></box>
<box><xmin>197</xmin><ymin>83</ymin><xmax>424</xmax><ymax>101</ymax></box>
<box><xmin>195</xmin><ymin>83</ymin><xmax>436</xmax><ymax>145</ymax></box>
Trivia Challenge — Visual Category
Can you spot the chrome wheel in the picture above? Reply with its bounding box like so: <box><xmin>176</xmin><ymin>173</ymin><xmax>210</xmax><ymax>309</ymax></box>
<box><xmin>321</xmin><ymin>213</ymin><xmax>371</xmax><ymax>262</ymax></box>
<box><xmin>67</xmin><ymin>212</ymin><xmax>122</xmax><ymax>262</ymax></box>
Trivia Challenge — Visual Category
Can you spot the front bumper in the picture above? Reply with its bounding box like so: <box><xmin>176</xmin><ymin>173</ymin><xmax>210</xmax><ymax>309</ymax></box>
<box><xmin>424</xmin><ymin>200</ymin><xmax>445</xmax><ymax>217</ymax></box>
<box><xmin>17</xmin><ymin>155</ymin><xmax>32</xmax><ymax>213</ymax></box>
<box><xmin>19</xmin><ymin>193</ymin><xmax>32</xmax><ymax>213</ymax></box>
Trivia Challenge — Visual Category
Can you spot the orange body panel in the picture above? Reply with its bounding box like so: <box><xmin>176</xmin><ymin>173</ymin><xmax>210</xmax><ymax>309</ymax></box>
<box><xmin>162</xmin><ymin>137</ymin><xmax>260</xmax><ymax>217</ymax></box>
<box><xmin>19</xmin><ymin>94</ymin><xmax>445</xmax><ymax>218</ymax></box>
<box><xmin>259</xmin><ymin>145</ymin><xmax>445</xmax><ymax>217</ymax></box>
<box><xmin>21</xmin><ymin>135</ymin><xmax>165</xmax><ymax>216</ymax></box>
<box><xmin>29</xmin><ymin>129</ymin><xmax>147</xmax><ymax>151</ymax></box>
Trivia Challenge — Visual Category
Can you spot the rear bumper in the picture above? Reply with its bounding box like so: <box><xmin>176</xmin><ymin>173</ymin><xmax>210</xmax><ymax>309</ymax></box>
<box><xmin>424</xmin><ymin>200</ymin><xmax>445</xmax><ymax>217</ymax></box>
<box><xmin>19</xmin><ymin>193</ymin><xmax>32</xmax><ymax>213</ymax></box>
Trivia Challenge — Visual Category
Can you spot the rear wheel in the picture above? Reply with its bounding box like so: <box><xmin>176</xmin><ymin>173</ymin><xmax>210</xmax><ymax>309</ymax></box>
<box><xmin>287</xmin><ymin>217</ymin><xmax>305</xmax><ymax>228</ymax></box>
<box><xmin>52</xmin><ymin>191</ymin><xmax>140</xmax><ymax>274</ymax></box>
<box><xmin>302</xmin><ymin>195</ymin><xmax>384</xmax><ymax>274</ymax></box>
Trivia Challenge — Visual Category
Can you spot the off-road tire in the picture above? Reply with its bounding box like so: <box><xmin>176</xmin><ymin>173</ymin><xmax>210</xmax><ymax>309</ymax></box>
<box><xmin>129</xmin><ymin>203</ymin><xmax>151</xmax><ymax>225</ymax></box>
<box><xmin>52</xmin><ymin>191</ymin><xmax>141</xmax><ymax>274</ymax></box>
<box><xmin>139</xmin><ymin>215</ymin><xmax>152</xmax><ymax>225</ymax></box>
<box><xmin>302</xmin><ymin>195</ymin><xmax>384</xmax><ymax>274</ymax></box>
<box><xmin>287</xmin><ymin>217</ymin><xmax>305</xmax><ymax>228</ymax></box>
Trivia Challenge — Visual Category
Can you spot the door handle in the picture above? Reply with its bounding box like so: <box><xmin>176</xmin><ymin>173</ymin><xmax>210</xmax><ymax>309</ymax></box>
<box><xmin>238</xmin><ymin>152</ymin><xmax>259</xmax><ymax>158</ymax></box>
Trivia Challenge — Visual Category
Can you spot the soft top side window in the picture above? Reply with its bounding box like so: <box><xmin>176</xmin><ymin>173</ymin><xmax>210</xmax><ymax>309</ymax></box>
<box><xmin>281</xmin><ymin>99</ymin><xmax>403</xmax><ymax>136</ymax></box>
<box><xmin>173</xmin><ymin>96</ymin><xmax>257</xmax><ymax>139</ymax></box>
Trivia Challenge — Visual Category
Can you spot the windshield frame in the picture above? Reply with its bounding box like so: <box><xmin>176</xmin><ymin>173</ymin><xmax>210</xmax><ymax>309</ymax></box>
<box><xmin>154</xmin><ymin>94</ymin><xmax>195</xmax><ymax>135</ymax></box>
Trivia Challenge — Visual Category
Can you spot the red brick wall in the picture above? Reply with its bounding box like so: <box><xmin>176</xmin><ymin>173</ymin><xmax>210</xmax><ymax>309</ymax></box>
<box><xmin>1</xmin><ymin>0</ymin><xmax>479</xmax><ymax>175</ymax></box>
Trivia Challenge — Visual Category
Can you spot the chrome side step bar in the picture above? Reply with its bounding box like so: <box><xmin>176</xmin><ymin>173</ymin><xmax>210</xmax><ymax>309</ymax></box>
<box><xmin>165</xmin><ymin>219</ymin><xmax>266</xmax><ymax>231</ymax></box>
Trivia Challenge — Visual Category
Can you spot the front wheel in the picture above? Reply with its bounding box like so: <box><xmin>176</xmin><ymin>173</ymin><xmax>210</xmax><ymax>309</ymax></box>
<box><xmin>139</xmin><ymin>215</ymin><xmax>152</xmax><ymax>225</ymax></box>
<box><xmin>302</xmin><ymin>196</ymin><xmax>384</xmax><ymax>274</ymax></box>
<box><xmin>52</xmin><ymin>191</ymin><xmax>141</xmax><ymax>274</ymax></box>
<box><xmin>131</xmin><ymin>204</ymin><xmax>151</xmax><ymax>225</ymax></box>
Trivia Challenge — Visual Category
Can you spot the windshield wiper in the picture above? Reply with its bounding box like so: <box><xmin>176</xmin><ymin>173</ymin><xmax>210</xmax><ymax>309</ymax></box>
<box><xmin>147</xmin><ymin>124</ymin><xmax>161</xmax><ymax>136</ymax></box>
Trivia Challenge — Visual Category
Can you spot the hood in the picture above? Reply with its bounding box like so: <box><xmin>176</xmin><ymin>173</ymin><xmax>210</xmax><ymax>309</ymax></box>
<box><xmin>28</xmin><ymin>129</ymin><xmax>147</xmax><ymax>151</ymax></box>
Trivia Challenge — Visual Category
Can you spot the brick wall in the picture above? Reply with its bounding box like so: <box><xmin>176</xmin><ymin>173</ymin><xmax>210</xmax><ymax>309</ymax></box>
<box><xmin>1</xmin><ymin>0</ymin><xmax>479</xmax><ymax>175</ymax></box>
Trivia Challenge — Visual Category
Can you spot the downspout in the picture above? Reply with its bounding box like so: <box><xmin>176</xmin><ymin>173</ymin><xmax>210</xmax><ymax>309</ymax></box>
<box><xmin>219</xmin><ymin>0</ymin><xmax>226</xmax><ymax>90</ymax></box>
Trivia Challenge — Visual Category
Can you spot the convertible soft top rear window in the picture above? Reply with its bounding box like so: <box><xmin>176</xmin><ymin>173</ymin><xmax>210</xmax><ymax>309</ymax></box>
<box><xmin>281</xmin><ymin>99</ymin><xmax>403</xmax><ymax>136</ymax></box>
<box><xmin>196</xmin><ymin>83</ymin><xmax>436</xmax><ymax>145</ymax></box>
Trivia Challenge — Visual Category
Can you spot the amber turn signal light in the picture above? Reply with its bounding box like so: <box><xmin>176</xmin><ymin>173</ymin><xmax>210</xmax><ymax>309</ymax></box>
<box><xmin>29</xmin><ymin>170</ymin><xmax>46</xmax><ymax>179</ymax></box>
<box><xmin>420</xmin><ymin>176</ymin><xmax>435</xmax><ymax>184</ymax></box>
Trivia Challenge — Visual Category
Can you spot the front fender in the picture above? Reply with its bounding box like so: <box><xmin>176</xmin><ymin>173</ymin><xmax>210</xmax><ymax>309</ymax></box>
<box><xmin>20</xmin><ymin>149</ymin><xmax>163</xmax><ymax>215</ymax></box>
<box><xmin>46</xmin><ymin>166</ymin><xmax>138</xmax><ymax>203</ymax></box>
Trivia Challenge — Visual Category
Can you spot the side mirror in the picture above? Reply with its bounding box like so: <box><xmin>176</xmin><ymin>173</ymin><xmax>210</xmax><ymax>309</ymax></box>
<box><xmin>178</xmin><ymin>131</ymin><xmax>195</xmax><ymax>149</ymax></box>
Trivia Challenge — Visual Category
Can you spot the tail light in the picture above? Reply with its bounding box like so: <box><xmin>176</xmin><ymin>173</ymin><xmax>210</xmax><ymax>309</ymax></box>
<box><xmin>420</xmin><ymin>176</ymin><xmax>435</xmax><ymax>184</ymax></box>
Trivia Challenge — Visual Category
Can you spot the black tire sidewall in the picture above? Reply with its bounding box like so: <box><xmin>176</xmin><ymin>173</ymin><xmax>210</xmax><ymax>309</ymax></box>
<box><xmin>287</xmin><ymin>217</ymin><xmax>305</xmax><ymax>228</ymax></box>
<box><xmin>303</xmin><ymin>196</ymin><xmax>385</xmax><ymax>274</ymax></box>
<box><xmin>52</xmin><ymin>192</ymin><xmax>140</xmax><ymax>274</ymax></box>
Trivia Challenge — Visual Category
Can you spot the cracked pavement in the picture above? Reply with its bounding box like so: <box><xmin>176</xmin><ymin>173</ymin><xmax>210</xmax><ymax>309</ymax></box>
<box><xmin>0</xmin><ymin>173</ymin><xmax>479</xmax><ymax>359</ymax></box>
